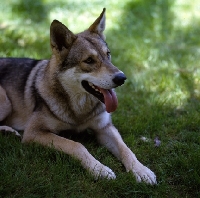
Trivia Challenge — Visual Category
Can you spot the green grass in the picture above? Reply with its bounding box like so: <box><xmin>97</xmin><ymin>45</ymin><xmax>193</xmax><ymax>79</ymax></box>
<box><xmin>0</xmin><ymin>0</ymin><xmax>200</xmax><ymax>197</ymax></box>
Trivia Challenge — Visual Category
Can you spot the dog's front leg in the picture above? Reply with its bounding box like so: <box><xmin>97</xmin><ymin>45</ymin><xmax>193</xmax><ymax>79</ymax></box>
<box><xmin>95</xmin><ymin>123</ymin><xmax>157</xmax><ymax>185</ymax></box>
<box><xmin>22</xmin><ymin>118</ymin><xmax>116</xmax><ymax>180</ymax></box>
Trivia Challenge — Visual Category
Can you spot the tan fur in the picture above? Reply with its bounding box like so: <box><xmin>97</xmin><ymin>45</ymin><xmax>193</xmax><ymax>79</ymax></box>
<box><xmin>0</xmin><ymin>9</ymin><xmax>157</xmax><ymax>184</ymax></box>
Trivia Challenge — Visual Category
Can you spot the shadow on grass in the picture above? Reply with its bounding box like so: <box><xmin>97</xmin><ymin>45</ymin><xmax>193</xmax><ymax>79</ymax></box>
<box><xmin>12</xmin><ymin>0</ymin><xmax>48</xmax><ymax>23</ymax></box>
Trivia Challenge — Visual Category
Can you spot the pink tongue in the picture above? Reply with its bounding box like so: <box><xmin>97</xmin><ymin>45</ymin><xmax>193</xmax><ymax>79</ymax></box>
<box><xmin>99</xmin><ymin>88</ymin><xmax>118</xmax><ymax>113</ymax></box>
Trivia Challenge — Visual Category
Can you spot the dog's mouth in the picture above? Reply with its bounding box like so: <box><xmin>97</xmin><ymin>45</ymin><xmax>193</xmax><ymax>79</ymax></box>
<box><xmin>81</xmin><ymin>80</ymin><xmax>118</xmax><ymax>113</ymax></box>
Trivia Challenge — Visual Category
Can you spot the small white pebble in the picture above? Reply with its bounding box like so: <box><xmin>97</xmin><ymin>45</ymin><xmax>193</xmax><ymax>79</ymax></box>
<box><xmin>140</xmin><ymin>136</ymin><xmax>151</xmax><ymax>142</ymax></box>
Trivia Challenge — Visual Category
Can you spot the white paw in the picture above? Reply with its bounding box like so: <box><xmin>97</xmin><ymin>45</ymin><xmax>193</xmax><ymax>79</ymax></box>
<box><xmin>131</xmin><ymin>162</ymin><xmax>157</xmax><ymax>185</ymax></box>
<box><xmin>0</xmin><ymin>126</ymin><xmax>21</xmax><ymax>137</ymax></box>
<box><xmin>92</xmin><ymin>164</ymin><xmax>116</xmax><ymax>180</ymax></box>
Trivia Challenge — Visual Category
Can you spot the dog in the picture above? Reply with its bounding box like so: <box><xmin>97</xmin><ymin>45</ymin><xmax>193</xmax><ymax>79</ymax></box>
<box><xmin>0</xmin><ymin>8</ymin><xmax>156</xmax><ymax>185</ymax></box>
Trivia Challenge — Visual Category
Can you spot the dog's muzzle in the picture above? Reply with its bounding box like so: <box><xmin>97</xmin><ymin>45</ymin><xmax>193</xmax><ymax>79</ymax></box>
<box><xmin>112</xmin><ymin>73</ymin><xmax>127</xmax><ymax>86</ymax></box>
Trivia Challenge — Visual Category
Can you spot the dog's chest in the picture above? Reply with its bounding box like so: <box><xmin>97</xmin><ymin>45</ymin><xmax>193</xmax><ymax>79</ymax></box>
<box><xmin>47</xmin><ymin>95</ymin><xmax>104</xmax><ymax>128</ymax></box>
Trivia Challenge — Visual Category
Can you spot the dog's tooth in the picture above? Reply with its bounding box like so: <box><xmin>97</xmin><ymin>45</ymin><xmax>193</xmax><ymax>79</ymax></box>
<box><xmin>89</xmin><ymin>82</ymin><xmax>93</xmax><ymax>87</ymax></box>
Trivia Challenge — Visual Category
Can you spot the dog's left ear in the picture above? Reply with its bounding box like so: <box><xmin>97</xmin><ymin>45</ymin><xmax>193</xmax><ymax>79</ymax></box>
<box><xmin>50</xmin><ymin>20</ymin><xmax>77</xmax><ymax>61</ymax></box>
<box><xmin>88</xmin><ymin>8</ymin><xmax>106</xmax><ymax>40</ymax></box>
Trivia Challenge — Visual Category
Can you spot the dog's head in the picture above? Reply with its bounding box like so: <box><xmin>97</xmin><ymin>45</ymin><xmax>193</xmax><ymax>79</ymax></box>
<box><xmin>50</xmin><ymin>8</ymin><xmax>126</xmax><ymax>113</ymax></box>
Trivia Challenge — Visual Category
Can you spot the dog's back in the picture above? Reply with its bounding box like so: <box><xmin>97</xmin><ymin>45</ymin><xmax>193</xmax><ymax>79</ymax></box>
<box><xmin>0</xmin><ymin>58</ymin><xmax>48</xmax><ymax>130</ymax></box>
<box><xmin>0</xmin><ymin>58</ymin><xmax>39</xmax><ymax>92</ymax></box>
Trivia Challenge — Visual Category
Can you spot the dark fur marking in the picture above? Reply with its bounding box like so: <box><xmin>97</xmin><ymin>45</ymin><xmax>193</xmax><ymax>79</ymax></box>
<box><xmin>0</xmin><ymin>58</ymin><xmax>40</xmax><ymax>95</ymax></box>
<box><xmin>31</xmin><ymin>71</ymin><xmax>61</xmax><ymax>122</ymax></box>
<box><xmin>60</xmin><ymin>55</ymin><xmax>79</xmax><ymax>71</ymax></box>
<box><xmin>31</xmin><ymin>77</ymin><xmax>44</xmax><ymax>112</ymax></box>
<box><xmin>50</xmin><ymin>77</ymin><xmax>80</xmax><ymax>123</ymax></box>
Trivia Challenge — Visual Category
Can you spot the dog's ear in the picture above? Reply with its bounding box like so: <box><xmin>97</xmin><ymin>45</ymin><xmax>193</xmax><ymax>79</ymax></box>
<box><xmin>50</xmin><ymin>20</ymin><xmax>77</xmax><ymax>60</ymax></box>
<box><xmin>88</xmin><ymin>8</ymin><xmax>106</xmax><ymax>40</ymax></box>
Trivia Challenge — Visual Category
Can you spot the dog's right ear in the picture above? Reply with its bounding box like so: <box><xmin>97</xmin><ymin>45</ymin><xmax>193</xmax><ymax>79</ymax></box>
<box><xmin>50</xmin><ymin>20</ymin><xmax>77</xmax><ymax>61</ymax></box>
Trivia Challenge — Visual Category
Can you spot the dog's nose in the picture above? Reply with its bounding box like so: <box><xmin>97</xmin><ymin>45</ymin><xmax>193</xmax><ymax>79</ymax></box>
<box><xmin>112</xmin><ymin>73</ymin><xmax>127</xmax><ymax>86</ymax></box>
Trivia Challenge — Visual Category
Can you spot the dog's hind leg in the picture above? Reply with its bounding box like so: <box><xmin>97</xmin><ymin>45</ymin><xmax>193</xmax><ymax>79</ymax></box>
<box><xmin>0</xmin><ymin>86</ymin><xmax>21</xmax><ymax>137</ymax></box>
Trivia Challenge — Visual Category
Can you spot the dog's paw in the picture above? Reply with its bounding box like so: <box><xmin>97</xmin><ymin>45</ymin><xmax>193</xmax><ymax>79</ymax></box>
<box><xmin>0</xmin><ymin>126</ymin><xmax>21</xmax><ymax>137</ymax></box>
<box><xmin>130</xmin><ymin>162</ymin><xmax>157</xmax><ymax>185</ymax></box>
<box><xmin>92</xmin><ymin>164</ymin><xmax>116</xmax><ymax>180</ymax></box>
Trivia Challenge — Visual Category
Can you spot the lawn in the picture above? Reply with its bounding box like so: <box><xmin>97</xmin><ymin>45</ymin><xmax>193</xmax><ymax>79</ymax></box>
<box><xmin>0</xmin><ymin>0</ymin><xmax>200</xmax><ymax>197</ymax></box>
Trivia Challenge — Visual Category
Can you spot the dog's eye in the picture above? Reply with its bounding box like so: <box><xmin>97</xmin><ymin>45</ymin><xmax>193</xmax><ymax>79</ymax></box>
<box><xmin>84</xmin><ymin>57</ymin><xmax>95</xmax><ymax>64</ymax></box>
<box><xmin>107</xmin><ymin>52</ymin><xmax>111</xmax><ymax>58</ymax></box>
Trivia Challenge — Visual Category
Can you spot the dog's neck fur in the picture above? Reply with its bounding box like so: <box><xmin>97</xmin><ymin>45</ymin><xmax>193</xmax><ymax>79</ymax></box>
<box><xmin>36</xmin><ymin>59</ymin><xmax>105</xmax><ymax>125</ymax></box>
